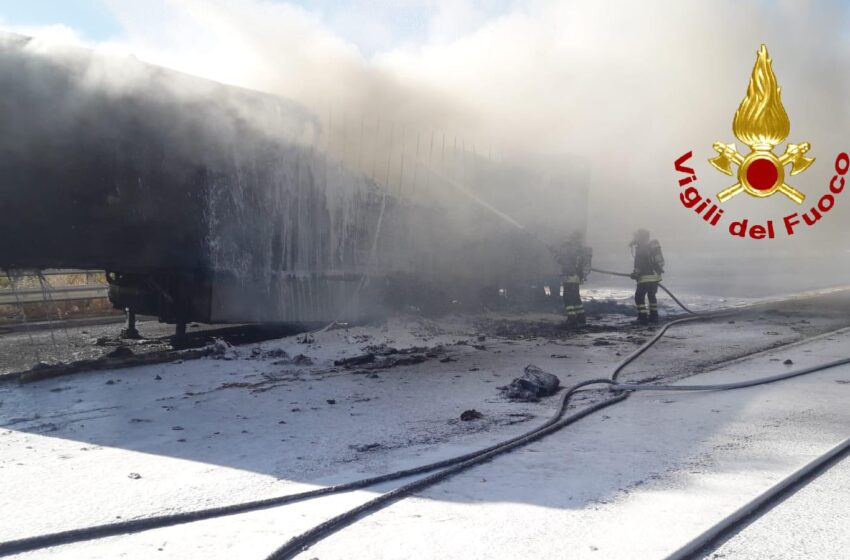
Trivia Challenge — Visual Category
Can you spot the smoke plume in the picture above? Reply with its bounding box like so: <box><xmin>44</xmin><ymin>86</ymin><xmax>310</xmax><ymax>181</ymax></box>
<box><xmin>5</xmin><ymin>0</ymin><xmax>850</xmax><ymax>295</ymax></box>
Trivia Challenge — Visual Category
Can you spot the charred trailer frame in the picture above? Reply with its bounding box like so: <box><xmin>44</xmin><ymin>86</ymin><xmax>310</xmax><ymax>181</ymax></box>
<box><xmin>0</xmin><ymin>33</ymin><xmax>589</xmax><ymax>331</ymax></box>
<box><xmin>0</xmin><ymin>33</ymin><xmax>397</xmax><ymax>330</ymax></box>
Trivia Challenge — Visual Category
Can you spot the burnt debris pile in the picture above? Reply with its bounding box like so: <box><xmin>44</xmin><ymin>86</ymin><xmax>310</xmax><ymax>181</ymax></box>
<box><xmin>499</xmin><ymin>364</ymin><xmax>561</xmax><ymax>402</ymax></box>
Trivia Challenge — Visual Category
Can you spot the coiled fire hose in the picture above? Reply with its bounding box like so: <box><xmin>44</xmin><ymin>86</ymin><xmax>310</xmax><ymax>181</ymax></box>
<box><xmin>2</xmin><ymin>281</ymin><xmax>848</xmax><ymax>559</ymax></box>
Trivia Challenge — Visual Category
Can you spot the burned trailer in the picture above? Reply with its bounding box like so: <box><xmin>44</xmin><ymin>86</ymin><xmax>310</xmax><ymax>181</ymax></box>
<box><xmin>0</xmin><ymin>33</ymin><xmax>401</xmax><ymax>329</ymax></box>
<box><xmin>0</xmin><ymin>33</ymin><xmax>589</xmax><ymax>331</ymax></box>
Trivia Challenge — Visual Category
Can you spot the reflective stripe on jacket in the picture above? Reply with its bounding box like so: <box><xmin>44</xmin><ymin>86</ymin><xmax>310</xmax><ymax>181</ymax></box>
<box><xmin>633</xmin><ymin>240</ymin><xmax>663</xmax><ymax>283</ymax></box>
<box><xmin>637</xmin><ymin>274</ymin><xmax>662</xmax><ymax>283</ymax></box>
<box><xmin>556</xmin><ymin>241</ymin><xmax>590</xmax><ymax>284</ymax></box>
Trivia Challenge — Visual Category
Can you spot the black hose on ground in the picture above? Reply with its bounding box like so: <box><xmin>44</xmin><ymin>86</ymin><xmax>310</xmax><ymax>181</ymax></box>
<box><xmin>266</xmin><ymin>387</ymin><xmax>629</xmax><ymax>560</ymax></box>
<box><xmin>0</xmin><ymin>379</ymin><xmax>625</xmax><ymax>557</ymax></box>
<box><xmin>591</xmin><ymin>267</ymin><xmax>743</xmax><ymax>383</ymax></box>
<box><xmin>615</xmin><ymin>355</ymin><xmax>850</xmax><ymax>392</ymax></box>
<box><xmin>663</xmin><ymin>435</ymin><xmax>850</xmax><ymax>560</ymax></box>
<box><xmin>589</xmin><ymin>267</ymin><xmax>739</xmax><ymax>382</ymax></box>
<box><xmin>0</xmin><ymin>285</ymin><xmax>838</xmax><ymax>559</ymax></box>
<box><xmin>262</xmin><ymin>290</ymin><xmax>848</xmax><ymax>559</ymax></box>
<box><xmin>1</xmin><ymin>272</ymin><xmax>694</xmax><ymax>556</ymax></box>
<box><xmin>267</xmin><ymin>341</ymin><xmax>850</xmax><ymax>560</ymax></box>
<box><xmin>590</xmin><ymin>267</ymin><xmax>701</xmax><ymax>316</ymax></box>
<box><xmin>611</xmin><ymin>315</ymin><xmax>703</xmax><ymax>382</ymax></box>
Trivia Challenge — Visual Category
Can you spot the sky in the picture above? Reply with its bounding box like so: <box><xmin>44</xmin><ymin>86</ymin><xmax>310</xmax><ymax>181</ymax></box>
<box><xmin>0</xmin><ymin>0</ymin><xmax>516</xmax><ymax>54</ymax></box>
<box><xmin>0</xmin><ymin>0</ymin><xmax>119</xmax><ymax>41</ymax></box>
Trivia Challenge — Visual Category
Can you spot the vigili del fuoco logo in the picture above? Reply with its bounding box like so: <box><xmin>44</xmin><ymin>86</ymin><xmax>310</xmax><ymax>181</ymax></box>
<box><xmin>673</xmin><ymin>44</ymin><xmax>848</xmax><ymax>239</ymax></box>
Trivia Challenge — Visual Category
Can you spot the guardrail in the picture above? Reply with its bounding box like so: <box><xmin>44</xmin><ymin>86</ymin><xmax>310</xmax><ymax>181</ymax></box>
<box><xmin>10</xmin><ymin>269</ymin><xmax>101</xmax><ymax>276</ymax></box>
<box><xmin>0</xmin><ymin>284</ymin><xmax>109</xmax><ymax>305</ymax></box>
<box><xmin>0</xmin><ymin>270</ymin><xmax>108</xmax><ymax>305</ymax></box>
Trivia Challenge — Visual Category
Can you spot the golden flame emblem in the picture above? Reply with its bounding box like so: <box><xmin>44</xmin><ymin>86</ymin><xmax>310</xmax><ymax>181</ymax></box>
<box><xmin>709</xmin><ymin>45</ymin><xmax>814</xmax><ymax>204</ymax></box>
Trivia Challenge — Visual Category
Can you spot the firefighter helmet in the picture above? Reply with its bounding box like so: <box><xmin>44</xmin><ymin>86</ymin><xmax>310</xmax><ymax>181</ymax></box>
<box><xmin>631</xmin><ymin>228</ymin><xmax>650</xmax><ymax>246</ymax></box>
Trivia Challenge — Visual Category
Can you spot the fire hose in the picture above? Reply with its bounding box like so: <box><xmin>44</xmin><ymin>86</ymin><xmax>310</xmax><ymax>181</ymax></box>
<box><xmin>590</xmin><ymin>267</ymin><xmax>701</xmax><ymax>315</ymax></box>
<box><xmin>1</xmin><ymin>284</ymin><xmax>849</xmax><ymax>558</ymax></box>
<box><xmin>265</xmin><ymin>349</ymin><xmax>850</xmax><ymax>560</ymax></box>
<box><xmin>0</xmin><ymin>386</ymin><xmax>628</xmax><ymax>557</ymax></box>
<box><xmin>262</xmin><ymin>276</ymin><xmax>839</xmax><ymax>559</ymax></box>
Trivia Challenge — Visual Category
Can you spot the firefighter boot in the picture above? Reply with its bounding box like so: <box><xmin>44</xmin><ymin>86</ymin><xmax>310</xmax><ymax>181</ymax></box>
<box><xmin>649</xmin><ymin>310</ymin><xmax>659</xmax><ymax>324</ymax></box>
<box><xmin>634</xmin><ymin>303</ymin><xmax>649</xmax><ymax>325</ymax></box>
<box><xmin>576</xmin><ymin>312</ymin><xmax>587</xmax><ymax>327</ymax></box>
<box><xmin>564</xmin><ymin>314</ymin><xmax>579</xmax><ymax>329</ymax></box>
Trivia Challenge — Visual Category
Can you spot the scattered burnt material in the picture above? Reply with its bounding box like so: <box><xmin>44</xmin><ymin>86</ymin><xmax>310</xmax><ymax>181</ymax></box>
<box><xmin>460</xmin><ymin>409</ymin><xmax>484</xmax><ymax>421</ymax></box>
<box><xmin>499</xmin><ymin>365</ymin><xmax>561</xmax><ymax>402</ymax></box>
<box><xmin>1</xmin><ymin>319</ymin><xmax>312</xmax><ymax>382</ymax></box>
<box><xmin>291</xmin><ymin>354</ymin><xmax>314</xmax><ymax>366</ymax></box>
<box><xmin>383</xmin><ymin>354</ymin><xmax>429</xmax><ymax>367</ymax></box>
<box><xmin>475</xmin><ymin>317</ymin><xmax>622</xmax><ymax>340</ymax></box>
<box><xmin>583</xmin><ymin>299</ymin><xmax>637</xmax><ymax>316</ymax></box>
<box><xmin>334</xmin><ymin>354</ymin><xmax>376</xmax><ymax>367</ymax></box>
<box><xmin>251</xmin><ymin>347</ymin><xmax>289</xmax><ymax>360</ymax></box>
<box><xmin>362</xmin><ymin>343</ymin><xmax>442</xmax><ymax>357</ymax></box>
<box><xmin>337</xmin><ymin>345</ymin><xmax>447</xmax><ymax>371</ymax></box>
<box><xmin>262</xmin><ymin>349</ymin><xmax>313</xmax><ymax>367</ymax></box>
<box><xmin>13</xmin><ymin>346</ymin><xmax>220</xmax><ymax>384</ymax></box>
<box><xmin>218</xmin><ymin>381</ymin><xmax>261</xmax><ymax>390</ymax></box>
<box><xmin>105</xmin><ymin>346</ymin><xmax>133</xmax><ymax>359</ymax></box>
<box><xmin>362</xmin><ymin>343</ymin><xmax>400</xmax><ymax>355</ymax></box>
<box><xmin>350</xmin><ymin>442</ymin><xmax>384</xmax><ymax>453</ymax></box>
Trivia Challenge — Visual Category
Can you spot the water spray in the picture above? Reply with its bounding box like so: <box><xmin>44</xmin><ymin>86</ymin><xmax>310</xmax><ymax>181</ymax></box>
<box><xmin>423</xmin><ymin>164</ymin><xmax>529</xmax><ymax>232</ymax></box>
<box><xmin>420</xmin><ymin>163</ymin><xmax>698</xmax><ymax>315</ymax></box>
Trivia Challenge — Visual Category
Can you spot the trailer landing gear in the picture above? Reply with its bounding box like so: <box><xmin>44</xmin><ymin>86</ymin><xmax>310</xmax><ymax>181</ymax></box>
<box><xmin>120</xmin><ymin>309</ymin><xmax>142</xmax><ymax>339</ymax></box>
<box><xmin>170</xmin><ymin>320</ymin><xmax>188</xmax><ymax>348</ymax></box>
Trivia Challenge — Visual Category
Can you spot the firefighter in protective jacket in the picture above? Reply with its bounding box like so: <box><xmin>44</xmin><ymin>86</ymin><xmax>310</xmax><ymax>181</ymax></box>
<box><xmin>553</xmin><ymin>230</ymin><xmax>592</xmax><ymax>327</ymax></box>
<box><xmin>629</xmin><ymin>229</ymin><xmax>664</xmax><ymax>324</ymax></box>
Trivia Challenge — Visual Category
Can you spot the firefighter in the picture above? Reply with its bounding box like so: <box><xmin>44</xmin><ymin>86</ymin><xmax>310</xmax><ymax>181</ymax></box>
<box><xmin>553</xmin><ymin>230</ymin><xmax>592</xmax><ymax>328</ymax></box>
<box><xmin>629</xmin><ymin>229</ymin><xmax>664</xmax><ymax>325</ymax></box>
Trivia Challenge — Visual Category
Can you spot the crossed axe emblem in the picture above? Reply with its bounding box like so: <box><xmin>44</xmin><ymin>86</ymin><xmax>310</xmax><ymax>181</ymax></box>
<box><xmin>709</xmin><ymin>141</ymin><xmax>815</xmax><ymax>204</ymax></box>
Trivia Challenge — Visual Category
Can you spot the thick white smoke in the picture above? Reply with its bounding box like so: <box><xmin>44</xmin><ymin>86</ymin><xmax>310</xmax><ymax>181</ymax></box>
<box><xmin>5</xmin><ymin>0</ymin><xmax>850</xmax><ymax>294</ymax></box>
